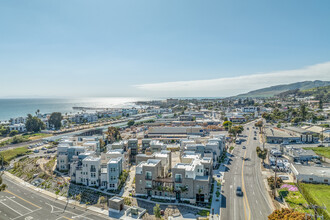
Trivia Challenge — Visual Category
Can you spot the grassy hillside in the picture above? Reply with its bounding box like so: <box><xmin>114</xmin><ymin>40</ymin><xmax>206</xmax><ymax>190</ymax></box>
<box><xmin>277</xmin><ymin>85</ymin><xmax>330</xmax><ymax>101</ymax></box>
<box><xmin>235</xmin><ymin>80</ymin><xmax>330</xmax><ymax>98</ymax></box>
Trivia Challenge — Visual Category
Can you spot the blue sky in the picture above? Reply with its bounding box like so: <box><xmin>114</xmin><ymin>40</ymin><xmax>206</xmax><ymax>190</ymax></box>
<box><xmin>1</xmin><ymin>0</ymin><xmax>330</xmax><ymax>98</ymax></box>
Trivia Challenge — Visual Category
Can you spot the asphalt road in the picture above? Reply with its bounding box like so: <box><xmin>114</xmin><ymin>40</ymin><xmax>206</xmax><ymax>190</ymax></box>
<box><xmin>0</xmin><ymin>116</ymin><xmax>156</xmax><ymax>152</ymax></box>
<box><xmin>220</xmin><ymin>121</ymin><xmax>272</xmax><ymax>220</ymax></box>
<box><xmin>0</xmin><ymin>176</ymin><xmax>111</xmax><ymax>220</ymax></box>
<box><xmin>44</xmin><ymin>116</ymin><xmax>156</xmax><ymax>142</ymax></box>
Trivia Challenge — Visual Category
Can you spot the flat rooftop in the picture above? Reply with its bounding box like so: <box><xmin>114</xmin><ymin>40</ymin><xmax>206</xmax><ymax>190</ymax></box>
<box><xmin>83</xmin><ymin>156</ymin><xmax>101</xmax><ymax>162</ymax></box>
<box><xmin>109</xmin><ymin>196</ymin><xmax>123</xmax><ymax>203</ymax></box>
<box><xmin>293</xmin><ymin>164</ymin><xmax>330</xmax><ymax>176</ymax></box>
<box><xmin>265</xmin><ymin>127</ymin><xmax>300</xmax><ymax>138</ymax></box>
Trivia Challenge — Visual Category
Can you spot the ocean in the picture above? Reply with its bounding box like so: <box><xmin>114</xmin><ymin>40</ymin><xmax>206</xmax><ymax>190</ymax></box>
<box><xmin>0</xmin><ymin>97</ymin><xmax>152</xmax><ymax>122</ymax></box>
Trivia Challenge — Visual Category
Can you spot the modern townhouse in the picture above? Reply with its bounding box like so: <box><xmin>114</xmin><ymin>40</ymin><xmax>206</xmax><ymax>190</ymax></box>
<box><xmin>57</xmin><ymin>145</ymin><xmax>85</xmax><ymax>171</ymax></box>
<box><xmin>135</xmin><ymin>159</ymin><xmax>169</xmax><ymax>198</ymax></box>
<box><xmin>106</xmin><ymin>157</ymin><xmax>123</xmax><ymax>190</ymax></box>
<box><xmin>172</xmin><ymin>157</ymin><xmax>213</xmax><ymax>203</ymax></box>
<box><xmin>150</xmin><ymin>140</ymin><xmax>166</xmax><ymax>153</ymax></box>
<box><xmin>81</xmin><ymin>156</ymin><xmax>101</xmax><ymax>187</ymax></box>
<box><xmin>136</xmin><ymin>150</ymin><xmax>172</xmax><ymax>174</ymax></box>
<box><xmin>128</xmin><ymin>139</ymin><xmax>138</xmax><ymax>163</ymax></box>
<box><xmin>135</xmin><ymin>156</ymin><xmax>213</xmax><ymax>204</ymax></box>
<box><xmin>102</xmin><ymin>149</ymin><xmax>129</xmax><ymax>170</ymax></box>
<box><xmin>141</xmin><ymin>139</ymin><xmax>152</xmax><ymax>153</ymax></box>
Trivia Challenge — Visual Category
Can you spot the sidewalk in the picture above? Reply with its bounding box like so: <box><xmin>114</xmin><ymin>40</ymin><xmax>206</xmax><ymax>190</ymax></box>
<box><xmin>209</xmin><ymin>154</ymin><xmax>230</xmax><ymax>220</ymax></box>
<box><xmin>4</xmin><ymin>171</ymin><xmax>110</xmax><ymax>217</ymax></box>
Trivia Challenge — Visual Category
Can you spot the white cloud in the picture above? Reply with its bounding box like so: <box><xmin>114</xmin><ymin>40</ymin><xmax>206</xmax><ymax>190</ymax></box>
<box><xmin>135</xmin><ymin>61</ymin><xmax>330</xmax><ymax>97</ymax></box>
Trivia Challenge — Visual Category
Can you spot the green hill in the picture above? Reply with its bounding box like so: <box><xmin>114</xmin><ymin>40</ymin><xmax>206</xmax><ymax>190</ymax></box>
<box><xmin>235</xmin><ymin>80</ymin><xmax>330</xmax><ymax>98</ymax></box>
<box><xmin>277</xmin><ymin>85</ymin><xmax>330</xmax><ymax>101</ymax></box>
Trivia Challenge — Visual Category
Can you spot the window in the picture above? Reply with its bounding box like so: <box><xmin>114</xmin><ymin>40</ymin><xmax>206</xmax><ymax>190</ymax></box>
<box><xmin>155</xmin><ymin>191</ymin><xmax>157</xmax><ymax>195</ymax></box>
<box><xmin>309</xmin><ymin>178</ymin><xmax>313</xmax><ymax>181</ymax></box>
<box><xmin>325</xmin><ymin>179</ymin><xmax>328</xmax><ymax>183</ymax></box>
<box><xmin>175</xmin><ymin>174</ymin><xmax>182</xmax><ymax>183</ymax></box>
<box><xmin>145</xmin><ymin>171</ymin><xmax>152</xmax><ymax>180</ymax></box>
<box><xmin>146</xmin><ymin>181</ymin><xmax>152</xmax><ymax>188</ymax></box>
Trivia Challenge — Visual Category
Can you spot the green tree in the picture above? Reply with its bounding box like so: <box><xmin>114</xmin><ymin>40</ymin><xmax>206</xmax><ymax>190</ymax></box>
<box><xmin>127</xmin><ymin>120</ymin><xmax>135</xmax><ymax>127</ymax></box>
<box><xmin>222</xmin><ymin>121</ymin><xmax>232</xmax><ymax>130</ymax></box>
<box><xmin>0</xmin><ymin>126</ymin><xmax>9</xmax><ymax>136</ymax></box>
<box><xmin>0</xmin><ymin>173</ymin><xmax>7</xmax><ymax>192</ymax></box>
<box><xmin>262</xmin><ymin>112</ymin><xmax>272</xmax><ymax>122</ymax></box>
<box><xmin>256</xmin><ymin>147</ymin><xmax>267</xmax><ymax>163</ymax></box>
<box><xmin>49</xmin><ymin>112</ymin><xmax>63</xmax><ymax>130</ymax></box>
<box><xmin>105</xmin><ymin>127</ymin><xmax>122</xmax><ymax>144</ymax></box>
<box><xmin>153</xmin><ymin>203</ymin><xmax>161</xmax><ymax>218</ymax></box>
<box><xmin>9</xmin><ymin>130</ymin><xmax>18</xmax><ymax>137</ymax></box>
<box><xmin>319</xmin><ymin>99</ymin><xmax>323</xmax><ymax>110</ymax></box>
<box><xmin>299</xmin><ymin>104</ymin><xmax>307</xmax><ymax>121</ymax></box>
<box><xmin>255</xmin><ymin>120</ymin><xmax>263</xmax><ymax>132</ymax></box>
<box><xmin>25</xmin><ymin>114</ymin><xmax>45</xmax><ymax>132</ymax></box>
<box><xmin>229</xmin><ymin>125</ymin><xmax>244</xmax><ymax>139</ymax></box>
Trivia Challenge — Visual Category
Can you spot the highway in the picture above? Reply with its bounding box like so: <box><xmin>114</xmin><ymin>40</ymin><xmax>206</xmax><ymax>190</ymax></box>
<box><xmin>220</xmin><ymin>121</ymin><xmax>273</xmax><ymax>220</ymax></box>
<box><xmin>0</xmin><ymin>174</ymin><xmax>111</xmax><ymax>220</ymax></box>
<box><xmin>0</xmin><ymin>116</ymin><xmax>156</xmax><ymax>152</ymax></box>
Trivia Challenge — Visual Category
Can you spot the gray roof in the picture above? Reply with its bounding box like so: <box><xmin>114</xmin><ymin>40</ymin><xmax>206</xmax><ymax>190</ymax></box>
<box><xmin>293</xmin><ymin>164</ymin><xmax>330</xmax><ymax>177</ymax></box>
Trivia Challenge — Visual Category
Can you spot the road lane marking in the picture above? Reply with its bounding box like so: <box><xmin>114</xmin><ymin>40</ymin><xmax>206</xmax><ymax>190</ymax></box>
<box><xmin>6</xmin><ymin>196</ymin><xmax>33</xmax><ymax>212</ymax></box>
<box><xmin>0</xmin><ymin>200</ymin><xmax>23</xmax><ymax>216</ymax></box>
<box><xmin>243</xmin><ymin>195</ymin><xmax>247</xmax><ymax>220</ymax></box>
<box><xmin>242</xmin><ymin>147</ymin><xmax>251</xmax><ymax>220</ymax></box>
<box><xmin>4</xmin><ymin>190</ymin><xmax>41</xmax><ymax>209</ymax></box>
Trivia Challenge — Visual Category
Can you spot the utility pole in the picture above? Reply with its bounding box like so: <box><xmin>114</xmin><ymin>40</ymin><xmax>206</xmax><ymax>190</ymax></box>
<box><xmin>306</xmin><ymin>204</ymin><xmax>326</xmax><ymax>220</ymax></box>
<box><xmin>273</xmin><ymin>155</ymin><xmax>278</xmax><ymax>199</ymax></box>
<box><xmin>321</xmin><ymin>126</ymin><xmax>324</xmax><ymax>146</ymax></box>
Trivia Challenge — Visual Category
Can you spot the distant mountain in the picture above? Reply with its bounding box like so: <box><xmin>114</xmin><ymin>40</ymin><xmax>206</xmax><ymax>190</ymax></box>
<box><xmin>234</xmin><ymin>80</ymin><xmax>330</xmax><ymax>98</ymax></box>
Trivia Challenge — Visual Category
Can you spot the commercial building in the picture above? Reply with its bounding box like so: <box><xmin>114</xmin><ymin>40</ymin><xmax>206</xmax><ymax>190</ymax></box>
<box><xmin>291</xmin><ymin>164</ymin><xmax>330</xmax><ymax>184</ymax></box>
<box><xmin>147</xmin><ymin>126</ymin><xmax>205</xmax><ymax>138</ymax></box>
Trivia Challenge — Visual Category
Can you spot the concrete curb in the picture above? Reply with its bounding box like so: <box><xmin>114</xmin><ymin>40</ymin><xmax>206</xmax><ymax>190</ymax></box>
<box><xmin>133</xmin><ymin>197</ymin><xmax>209</xmax><ymax>210</ymax></box>
<box><xmin>258</xmin><ymin>161</ymin><xmax>276</xmax><ymax>211</ymax></box>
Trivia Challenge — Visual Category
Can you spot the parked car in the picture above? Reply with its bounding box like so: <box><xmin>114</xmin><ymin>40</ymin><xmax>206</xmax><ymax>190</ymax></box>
<box><xmin>278</xmin><ymin>175</ymin><xmax>289</xmax><ymax>180</ymax></box>
<box><xmin>236</xmin><ymin>186</ymin><xmax>243</xmax><ymax>196</ymax></box>
<box><xmin>242</xmin><ymin>146</ymin><xmax>246</xmax><ymax>149</ymax></box>
<box><xmin>254</xmin><ymin>137</ymin><xmax>257</xmax><ymax>140</ymax></box>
